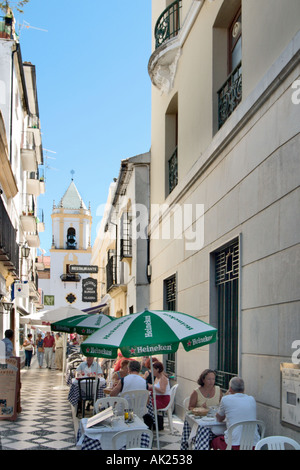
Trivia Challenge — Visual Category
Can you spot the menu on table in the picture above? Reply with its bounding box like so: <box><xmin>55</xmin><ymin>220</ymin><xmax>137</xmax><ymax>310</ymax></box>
<box><xmin>86</xmin><ymin>406</ymin><xmax>114</xmax><ymax>428</ymax></box>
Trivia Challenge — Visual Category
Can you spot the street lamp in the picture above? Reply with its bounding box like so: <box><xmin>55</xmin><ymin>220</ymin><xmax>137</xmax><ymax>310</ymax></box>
<box><xmin>1</xmin><ymin>301</ymin><xmax>14</xmax><ymax>313</ymax></box>
<box><xmin>21</xmin><ymin>245</ymin><xmax>30</xmax><ymax>259</ymax></box>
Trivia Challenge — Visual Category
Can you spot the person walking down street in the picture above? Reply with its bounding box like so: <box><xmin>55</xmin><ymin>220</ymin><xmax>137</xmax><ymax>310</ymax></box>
<box><xmin>43</xmin><ymin>331</ymin><xmax>55</xmax><ymax>369</ymax></box>
<box><xmin>23</xmin><ymin>333</ymin><xmax>34</xmax><ymax>368</ymax></box>
<box><xmin>1</xmin><ymin>329</ymin><xmax>14</xmax><ymax>358</ymax></box>
<box><xmin>54</xmin><ymin>333</ymin><xmax>64</xmax><ymax>370</ymax></box>
<box><xmin>36</xmin><ymin>333</ymin><xmax>44</xmax><ymax>368</ymax></box>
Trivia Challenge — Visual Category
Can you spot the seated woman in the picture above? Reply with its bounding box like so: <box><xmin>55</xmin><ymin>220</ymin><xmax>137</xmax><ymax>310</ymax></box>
<box><xmin>143</xmin><ymin>357</ymin><xmax>159</xmax><ymax>389</ymax></box>
<box><xmin>111</xmin><ymin>359</ymin><xmax>129</xmax><ymax>387</ymax></box>
<box><xmin>188</xmin><ymin>369</ymin><xmax>222</xmax><ymax>410</ymax></box>
<box><xmin>148</xmin><ymin>361</ymin><xmax>171</xmax><ymax>410</ymax></box>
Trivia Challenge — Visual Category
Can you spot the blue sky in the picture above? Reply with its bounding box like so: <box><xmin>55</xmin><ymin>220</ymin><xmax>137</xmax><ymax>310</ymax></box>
<box><xmin>14</xmin><ymin>0</ymin><xmax>152</xmax><ymax>254</ymax></box>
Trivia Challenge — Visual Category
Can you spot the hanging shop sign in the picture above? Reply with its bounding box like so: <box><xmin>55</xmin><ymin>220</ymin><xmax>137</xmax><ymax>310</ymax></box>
<box><xmin>82</xmin><ymin>277</ymin><xmax>97</xmax><ymax>302</ymax></box>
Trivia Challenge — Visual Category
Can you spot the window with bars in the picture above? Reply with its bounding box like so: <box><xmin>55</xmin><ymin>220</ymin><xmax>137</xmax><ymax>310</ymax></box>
<box><xmin>164</xmin><ymin>274</ymin><xmax>177</xmax><ymax>375</ymax></box>
<box><xmin>214</xmin><ymin>239</ymin><xmax>239</xmax><ymax>390</ymax></box>
<box><xmin>120</xmin><ymin>212</ymin><xmax>132</xmax><ymax>258</ymax></box>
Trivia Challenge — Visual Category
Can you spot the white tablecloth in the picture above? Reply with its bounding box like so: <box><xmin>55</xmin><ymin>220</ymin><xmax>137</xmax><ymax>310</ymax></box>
<box><xmin>77</xmin><ymin>415</ymin><xmax>149</xmax><ymax>450</ymax></box>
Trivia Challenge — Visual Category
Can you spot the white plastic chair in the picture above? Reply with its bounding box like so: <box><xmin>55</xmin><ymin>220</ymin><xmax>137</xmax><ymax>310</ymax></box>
<box><xmin>157</xmin><ymin>383</ymin><xmax>179</xmax><ymax>433</ymax></box>
<box><xmin>112</xmin><ymin>428</ymin><xmax>153</xmax><ymax>450</ymax></box>
<box><xmin>226</xmin><ymin>420</ymin><xmax>266</xmax><ymax>450</ymax></box>
<box><xmin>183</xmin><ymin>396</ymin><xmax>190</xmax><ymax>411</ymax></box>
<box><xmin>93</xmin><ymin>397</ymin><xmax>129</xmax><ymax>415</ymax></box>
<box><xmin>120</xmin><ymin>389</ymin><xmax>150</xmax><ymax>418</ymax></box>
<box><xmin>255</xmin><ymin>436</ymin><xmax>300</xmax><ymax>450</ymax></box>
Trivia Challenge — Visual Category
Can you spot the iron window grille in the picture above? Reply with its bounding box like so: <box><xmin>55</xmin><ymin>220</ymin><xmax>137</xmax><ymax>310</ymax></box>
<box><xmin>214</xmin><ymin>240</ymin><xmax>239</xmax><ymax>390</ymax></box>
<box><xmin>106</xmin><ymin>250</ymin><xmax>117</xmax><ymax>291</ymax></box>
<box><xmin>120</xmin><ymin>212</ymin><xmax>132</xmax><ymax>259</ymax></box>
<box><xmin>164</xmin><ymin>274</ymin><xmax>177</xmax><ymax>375</ymax></box>
<box><xmin>168</xmin><ymin>146</ymin><xmax>178</xmax><ymax>194</ymax></box>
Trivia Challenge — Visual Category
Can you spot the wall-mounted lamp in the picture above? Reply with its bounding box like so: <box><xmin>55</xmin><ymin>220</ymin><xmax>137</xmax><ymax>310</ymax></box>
<box><xmin>2</xmin><ymin>301</ymin><xmax>14</xmax><ymax>313</ymax></box>
<box><xmin>21</xmin><ymin>245</ymin><xmax>30</xmax><ymax>259</ymax></box>
<box><xmin>0</xmin><ymin>296</ymin><xmax>14</xmax><ymax>313</ymax></box>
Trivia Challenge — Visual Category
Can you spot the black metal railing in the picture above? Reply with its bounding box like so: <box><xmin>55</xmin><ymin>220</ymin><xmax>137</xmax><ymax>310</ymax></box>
<box><xmin>218</xmin><ymin>62</ymin><xmax>242</xmax><ymax>129</ymax></box>
<box><xmin>106</xmin><ymin>253</ymin><xmax>117</xmax><ymax>291</ymax></box>
<box><xmin>0</xmin><ymin>197</ymin><xmax>19</xmax><ymax>277</ymax></box>
<box><xmin>60</xmin><ymin>273</ymin><xmax>81</xmax><ymax>282</ymax></box>
<box><xmin>155</xmin><ymin>0</ymin><xmax>182</xmax><ymax>49</ymax></box>
<box><xmin>168</xmin><ymin>146</ymin><xmax>178</xmax><ymax>194</ymax></box>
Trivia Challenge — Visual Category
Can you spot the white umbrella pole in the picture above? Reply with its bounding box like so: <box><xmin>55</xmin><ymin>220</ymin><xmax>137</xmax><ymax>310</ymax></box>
<box><xmin>53</xmin><ymin>333</ymin><xmax>68</xmax><ymax>391</ymax></box>
<box><xmin>150</xmin><ymin>356</ymin><xmax>160</xmax><ymax>450</ymax></box>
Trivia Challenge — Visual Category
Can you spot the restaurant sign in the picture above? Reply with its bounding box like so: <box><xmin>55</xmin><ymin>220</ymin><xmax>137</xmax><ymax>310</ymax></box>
<box><xmin>69</xmin><ymin>265</ymin><xmax>98</xmax><ymax>273</ymax></box>
<box><xmin>82</xmin><ymin>277</ymin><xmax>97</xmax><ymax>302</ymax></box>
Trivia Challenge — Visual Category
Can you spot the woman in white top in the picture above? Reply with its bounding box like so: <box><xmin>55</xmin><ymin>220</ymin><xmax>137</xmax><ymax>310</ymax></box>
<box><xmin>148</xmin><ymin>361</ymin><xmax>171</xmax><ymax>409</ymax></box>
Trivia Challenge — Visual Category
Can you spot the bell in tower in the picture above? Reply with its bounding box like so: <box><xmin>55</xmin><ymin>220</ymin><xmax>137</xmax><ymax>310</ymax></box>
<box><xmin>67</xmin><ymin>227</ymin><xmax>77</xmax><ymax>249</ymax></box>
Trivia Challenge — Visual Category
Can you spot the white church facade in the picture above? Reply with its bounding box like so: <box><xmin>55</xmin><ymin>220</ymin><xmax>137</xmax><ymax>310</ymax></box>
<box><xmin>38</xmin><ymin>180</ymin><xmax>94</xmax><ymax>310</ymax></box>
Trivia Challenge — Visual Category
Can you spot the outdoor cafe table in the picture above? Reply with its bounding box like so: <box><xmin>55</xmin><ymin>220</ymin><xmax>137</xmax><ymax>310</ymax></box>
<box><xmin>76</xmin><ymin>415</ymin><xmax>149</xmax><ymax>450</ymax></box>
<box><xmin>181</xmin><ymin>413</ymin><xmax>226</xmax><ymax>450</ymax></box>
<box><xmin>68</xmin><ymin>375</ymin><xmax>106</xmax><ymax>408</ymax></box>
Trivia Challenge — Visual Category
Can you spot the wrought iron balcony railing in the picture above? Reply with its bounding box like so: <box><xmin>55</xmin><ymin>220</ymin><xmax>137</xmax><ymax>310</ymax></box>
<box><xmin>168</xmin><ymin>146</ymin><xmax>178</xmax><ymax>194</ymax></box>
<box><xmin>0</xmin><ymin>197</ymin><xmax>19</xmax><ymax>277</ymax></box>
<box><xmin>155</xmin><ymin>0</ymin><xmax>182</xmax><ymax>49</ymax></box>
<box><xmin>60</xmin><ymin>273</ymin><xmax>81</xmax><ymax>282</ymax></box>
<box><xmin>218</xmin><ymin>62</ymin><xmax>242</xmax><ymax>129</ymax></box>
<box><xmin>106</xmin><ymin>254</ymin><xmax>117</xmax><ymax>291</ymax></box>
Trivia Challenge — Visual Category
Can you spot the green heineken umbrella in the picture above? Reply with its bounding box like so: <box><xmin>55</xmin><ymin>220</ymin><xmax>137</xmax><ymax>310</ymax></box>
<box><xmin>51</xmin><ymin>313</ymin><xmax>114</xmax><ymax>336</ymax></box>
<box><xmin>81</xmin><ymin>309</ymin><xmax>217</xmax><ymax>359</ymax></box>
<box><xmin>81</xmin><ymin>309</ymin><xmax>217</xmax><ymax>450</ymax></box>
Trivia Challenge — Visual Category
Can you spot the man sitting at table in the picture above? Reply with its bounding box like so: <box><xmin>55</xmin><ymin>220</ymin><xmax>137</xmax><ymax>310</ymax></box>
<box><xmin>76</xmin><ymin>356</ymin><xmax>103</xmax><ymax>376</ymax></box>
<box><xmin>211</xmin><ymin>377</ymin><xmax>260</xmax><ymax>450</ymax></box>
<box><xmin>110</xmin><ymin>360</ymin><xmax>146</xmax><ymax>396</ymax></box>
<box><xmin>76</xmin><ymin>357</ymin><xmax>103</xmax><ymax>411</ymax></box>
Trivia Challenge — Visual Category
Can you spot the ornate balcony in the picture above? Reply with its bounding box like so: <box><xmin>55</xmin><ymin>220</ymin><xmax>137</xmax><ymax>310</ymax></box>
<box><xmin>0</xmin><ymin>197</ymin><xmax>19</xmax><ymax>278</ymax></box>
<box><xmin>154</xmin><ymin>0</ymin><xmax>182</xmax><ymax>49</ymax></box>
<box><xmin>21</xmin><ymin>131</ymin><xmax>37</xmax><ymax>172</ymax></box>
<box><xmin>148</xmin><ymin>0</ymin><xmax>203</xmax><ymax>94</ymax></box>
<box><xmin>218</xmin><ymin>62</ymin><xmax>242</xmax><ymax>129</ymax></box>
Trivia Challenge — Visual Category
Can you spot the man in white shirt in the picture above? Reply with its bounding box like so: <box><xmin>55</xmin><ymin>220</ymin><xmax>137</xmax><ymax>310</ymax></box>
<box><xmin>212</xmin><ymin>376</ymin><xmax>260</xmax><ymax>450</ymax></box>
<box><xmin>76</xmin><ymin>356</ymin><xmax>103</xmax><ymax>376</ymax></box>
<box><xmin>110</xmin><ymin>360</ymin><xmax>146</xmax><ymax>396</ymax></box>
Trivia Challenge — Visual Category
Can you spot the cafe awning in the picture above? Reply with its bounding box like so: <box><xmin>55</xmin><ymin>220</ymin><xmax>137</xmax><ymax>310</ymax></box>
<box><xmin>82</xmin><ymin>294</ymin><xmax>111</xmax><ymax>314</ymax></box>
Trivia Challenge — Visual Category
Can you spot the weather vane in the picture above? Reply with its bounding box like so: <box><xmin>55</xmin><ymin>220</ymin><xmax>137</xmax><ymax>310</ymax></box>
<box><xmin>71</xmin><ymin>170</ymin><xmax>75</xmax><ymax>181</ymax></box>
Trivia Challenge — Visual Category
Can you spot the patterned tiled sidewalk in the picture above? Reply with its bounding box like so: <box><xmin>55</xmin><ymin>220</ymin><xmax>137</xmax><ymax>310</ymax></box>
<box><xmin>0</xmin><ymin>355</ymin><xmax>77</xmax><ymax>450</ymax></box>
<box><xmin>0</xmin><ymin>355</ymin><xmax>183</xmax><ymax>451</ymax></box>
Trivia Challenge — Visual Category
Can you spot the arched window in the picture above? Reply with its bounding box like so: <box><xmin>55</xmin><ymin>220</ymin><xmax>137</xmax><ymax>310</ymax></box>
<box><xmin>67</xmin><ymin>227</ymin><xmax>77</xmax><ymax>249</ymax></box>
